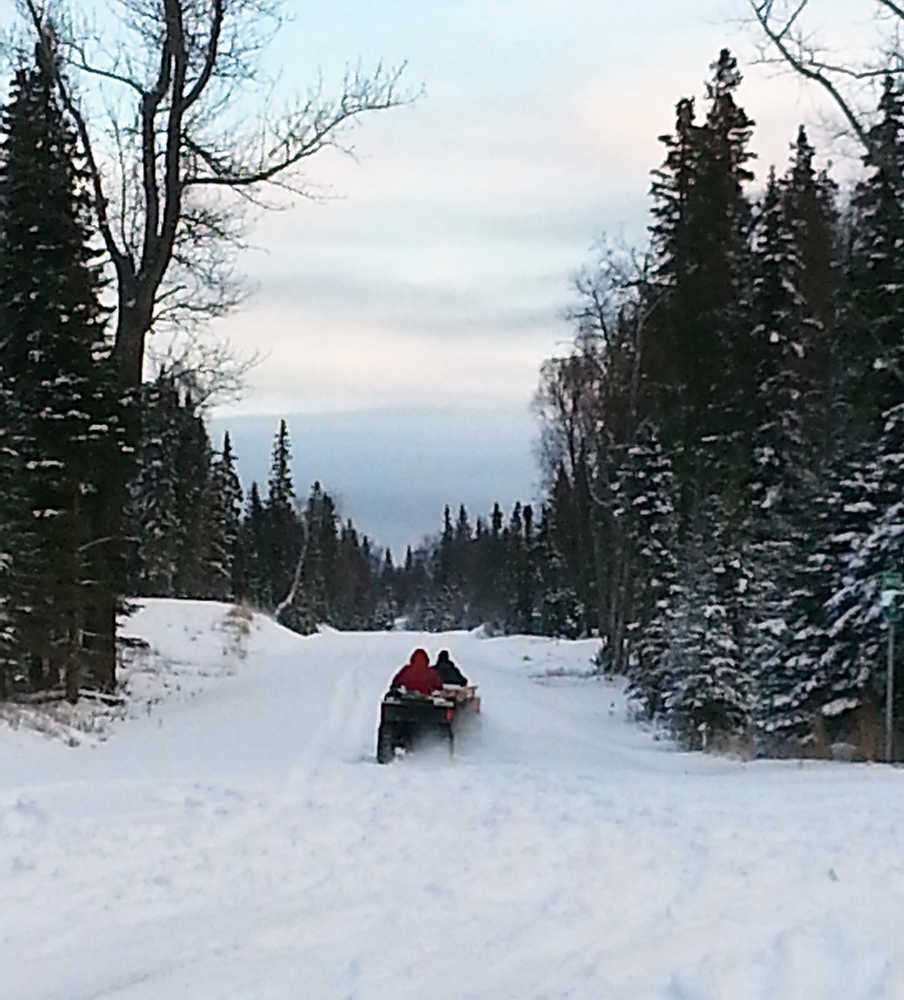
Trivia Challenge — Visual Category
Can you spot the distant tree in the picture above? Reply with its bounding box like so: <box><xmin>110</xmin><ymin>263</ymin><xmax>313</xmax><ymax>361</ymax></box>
<box><xmin>296</xmin><ymin>482</ymin><xmax>330</xmax><ymax>627</ymax></box>
<box><xmin>131</xmin><ymin>376</ymin><xmax>181</xmax><ymax>596</ymax></box>
<box><xmin>266</xmin><ymin>419</ymin><xmax>302</xmax><ymax>607</ymax></box>
<box><xmin>517</xmin><ymin>504</ymin><xmax>538</xmax><ymax>633</ymax></box>
<box><xmin>375</xmin><ymin>548</ymin><xmax>398</xmax><ymax>630</ymax></box>
<box><xmin>315</xmin><ymin>486</ymin><xmax>340</xmax><ymax>617</ymax></box>
<box><xmin>172</xmin><ymin>395</ymin><xmax>213</xmax><ymax>598</ymax></box>
<box><xmin>235</xmin><ymin>481</ymin><xmax>270</xmax><ymax>608</ymax></box>
<box><xmin>204</xmin><ymin>431</ymin><xmax>243</xmax><ymax>600</ymax></box>
<box><xmin>534</xmin><ymin>506</ymin><xmax>581</xmax><ymax>640</ymax></box>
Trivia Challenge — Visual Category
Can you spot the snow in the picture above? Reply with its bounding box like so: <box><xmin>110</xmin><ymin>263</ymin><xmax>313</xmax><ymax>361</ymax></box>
<box><xmin>3</xmin><ymin>598</ymin><xmax>904</xmax><ymax>999</ymax></box>
<box><xmin>820</xmin><ymin>696</ymin><xmax>861</xmax><ymax>718</ymax></box>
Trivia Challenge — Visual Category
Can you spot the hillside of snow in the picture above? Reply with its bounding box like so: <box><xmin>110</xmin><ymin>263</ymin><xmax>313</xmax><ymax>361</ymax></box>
<box><xmin>2</xmin><ymin>598</ymin><xmax>904</xmax><ymax>1000</ymax></box>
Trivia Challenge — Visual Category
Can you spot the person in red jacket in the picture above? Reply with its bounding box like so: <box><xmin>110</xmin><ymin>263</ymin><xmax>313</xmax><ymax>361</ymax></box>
<box><xmin>390</xmin><ymin>648</ymin><xmax>443</xmax><ymax>695</ymax></box>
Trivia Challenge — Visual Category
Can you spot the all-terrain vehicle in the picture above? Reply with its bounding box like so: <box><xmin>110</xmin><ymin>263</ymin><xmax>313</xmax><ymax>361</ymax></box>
<box><xmin>376</xmin><ymin>684</ymin><xmax>480</xmax><ymax>763</ymax></box>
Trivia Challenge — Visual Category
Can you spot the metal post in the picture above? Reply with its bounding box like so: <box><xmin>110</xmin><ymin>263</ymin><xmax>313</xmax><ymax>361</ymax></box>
<box><xmin>887</xmin><ymin>621</ymin><xmax>895</xmax><ymax>764</ymax></box>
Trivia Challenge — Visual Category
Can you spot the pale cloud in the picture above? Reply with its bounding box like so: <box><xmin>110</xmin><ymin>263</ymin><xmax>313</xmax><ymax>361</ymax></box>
<box><xmin>214</xmin><ymin>294</ymin><xmax>559</xmax><ymax>418</ymax></box>
<box><xmin>217</xmin><ymin>18</ymin><xmax>854</xmax><ymax>431</ymax></box>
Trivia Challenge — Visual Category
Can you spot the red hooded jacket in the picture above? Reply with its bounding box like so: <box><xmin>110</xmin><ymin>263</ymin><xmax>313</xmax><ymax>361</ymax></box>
<box><xmin>391</xmin><ymin>648</ymin><xmax>443</xmax><ymax>695</ymax></box>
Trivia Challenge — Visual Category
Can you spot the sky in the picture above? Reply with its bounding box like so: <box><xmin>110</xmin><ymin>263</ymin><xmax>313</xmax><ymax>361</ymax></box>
<box><xmin>5</xmin><ymin>0</ymin><xmax>865</xmax><ymax>555</ymax></box>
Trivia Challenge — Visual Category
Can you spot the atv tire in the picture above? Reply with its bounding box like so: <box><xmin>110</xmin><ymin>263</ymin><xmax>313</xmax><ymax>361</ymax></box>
<box><xmin>376</xmin><ymin>723</ymin><xmax>394</xmax><ymax>764</ymax></box>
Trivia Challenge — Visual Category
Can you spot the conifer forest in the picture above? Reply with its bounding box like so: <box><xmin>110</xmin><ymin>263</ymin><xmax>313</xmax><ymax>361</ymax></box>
<box><xmin>2</xmin><ymin>31</ymin><xmax>904</xmax><ymax>760</ymax></box>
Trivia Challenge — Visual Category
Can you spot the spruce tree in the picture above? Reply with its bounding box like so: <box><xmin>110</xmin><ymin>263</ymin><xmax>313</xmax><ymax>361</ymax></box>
<box><xmin>131</xmin><ymin>376</ymin><xmax>181</xmax><ymax>596</ymax></box>
<box><xmin>298</xmin><ymin>481</ymin><xmax>329</xmax><ymax>627</ymax></box>
<box><xmin>783</xmin><ymin>126</ymin><xmax>839</xmax><ymax>439</ymax></box>
<box><xmin>235</xmin><ymin>481</ymin><xmax>269</xmax><ymax>608</ymax></box>
<box><xmin>745</xmin><ymin>165</ymin><xmax>812</xmax><ymax>747</ymax></box>
<box><xmin>204</xmin><ymin>431</ymin><xmax>242</xmax><ymax>601</ymax></box>
<box><xmin>315</xmin><ymin>486</ymin><xmax>340</xmax><ymax>619</ymax></box>
<box><xmin>743</xmin><ymin>139</ymin><xmax>842</xmax><ymax>750</ymax></box>
<box><xmin>533</xmin><ymin>506</ymin><xmax>581</xmax><ymax>639</ymax></box>
<box><xmin>849</xmin><ymin>76</ymin><xmax>904</xmax><ymax>431</ymax></box>
<box><xmin>432</xmin><ymin>504</ymin><xmax>463</xmax><ymax>629</ymax></box>
<box><xmin>0</xmin><ymin>379</ymin><xmax>26</xmax><ymax>696</ymax></box>
<box><xmin>172</xmin><ymin>394</ymin><xmax>213</xmax><ymax>599</ymax></box>
<box><xmin>667</xmin><ymin>500</ymin><xmax>753</xmax><ymax>748</ymax></box>
<box><xmin>0</xmin><ymin>52</ymin><xmax>121</xmax><ymax>698</ymax></box>
<box><xmin>515</xmin><ymin>504</ymin><xmax>537</xmax><ymax>633</ymax></box>
<box><xmin>611</xmin><ymin>424</ymin><xmax>680</xmax><ymax>717</ymax></box>
<box><xmin>375</xmin><ymin>548</ymin><xmax>397</xmax><ymax>630</ymax></box>
<box><xmin>505</xmin><ymin>503</ymin><xmax>526</xmax><ymax>632</ymax></box>
<box><xmin>266</xmin><ymin>419</ymin><xmax>302</xmax><ymax>608</ymax></box>
<box><xmin>649</xmin><ymin>49</ymin><xmax>756</xmax><ymax>513</ymax></box>
<box><xmin>484</xmin><ymin>501</ymin><xmax>507</xmax><ymax>628</ymax></box>
<box><xmin>819</xmin><ymin>411</ymin><xmax>904</xmax><ymax>754</ymax></box>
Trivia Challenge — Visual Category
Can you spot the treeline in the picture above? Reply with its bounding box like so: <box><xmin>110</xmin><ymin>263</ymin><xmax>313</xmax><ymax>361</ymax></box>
<box><xmin>129</xmin><ymin>395</ymin><xmax>574</xmax><ymax>637</ymax></box>
<box><xmin>525</xmin><ymin>50</ymin><xmax>904</xmax><ymax>757</ymax></box>
<box><xmin>126</xmin><ymin>406</ymin><xmax>397</xmax><ymax>633</ymax></box>
<box><xmin>400</xmin><ymin>50</ymin><xmax>904</xmax><ymax>759</ymax></box>
<box><xmin>396</xmin><ymin>501</ymin><xmax>582</xmax><ymax>637</ymax></box>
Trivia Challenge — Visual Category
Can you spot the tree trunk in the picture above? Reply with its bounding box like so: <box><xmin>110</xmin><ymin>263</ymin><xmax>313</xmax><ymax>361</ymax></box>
<box><xmin>614</xmin><ymin>548</ymin><xmax>633</xmax><ymax>675</ymax></box>
<box><xmin>114</xmin><ymin>289</ymin><xmax>152</xmax><ymax>392</ymax></box>
<box><xmin>84</xmin><ymin>294</ymin><xmax>151</xmax><ymax>692</ymax></box>
<box><xmin>65</xmin><ymin>486</ymin><xmax>84</xmax><ymax>703</ymax></box>
<box><xmin>83</xmin><ymin>522</ymin><xmax>118</xmax><ymax>693</ymax></box>
<box><xmin>64</xmin><ymin>632</ymin><xmax>81</xmax><ymax>704</ymax></box>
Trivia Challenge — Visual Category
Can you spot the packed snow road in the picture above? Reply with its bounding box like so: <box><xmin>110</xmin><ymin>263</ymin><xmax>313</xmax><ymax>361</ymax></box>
<box><xmin>2</xmin><ymin>600</ymin><xmax>904</xmax><ymax>1000</ymax></box>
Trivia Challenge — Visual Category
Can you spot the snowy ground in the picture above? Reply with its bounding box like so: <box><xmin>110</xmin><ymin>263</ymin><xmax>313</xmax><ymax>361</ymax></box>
<box><xmin>2</xmin><ymin>599</ymin><xmax>904</xmax><ymax>1000</ymax></box>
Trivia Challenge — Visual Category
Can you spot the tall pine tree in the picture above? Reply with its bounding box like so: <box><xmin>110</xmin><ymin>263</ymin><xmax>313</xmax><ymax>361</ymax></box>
<box><xmin>0</xmin><ymin>50</ymin><xmax>121</xmax><ymax>699</ymax></box>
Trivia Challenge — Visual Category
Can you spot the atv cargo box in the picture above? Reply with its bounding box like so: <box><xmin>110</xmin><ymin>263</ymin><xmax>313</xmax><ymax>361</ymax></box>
<box><xmin>376</xmin><ymin>684</ymin><xmax>480</xmax><ymax>763</ymax></box>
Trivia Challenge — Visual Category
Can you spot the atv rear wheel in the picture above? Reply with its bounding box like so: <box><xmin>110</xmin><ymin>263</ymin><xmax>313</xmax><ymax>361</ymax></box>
<box><xmin>376</xmin><ymin>723</ymin><xmax>394</xmax><ymax>764</ymax></box>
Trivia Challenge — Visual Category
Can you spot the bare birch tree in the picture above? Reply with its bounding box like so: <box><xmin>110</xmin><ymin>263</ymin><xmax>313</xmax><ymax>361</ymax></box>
<box><xmin>19</xmin><ymin>0</ymin><xmax>413</xmax><ymax>387</ymax></box>
<box><xmin>14</xmin><ymin>0</ymin><xmax>413</xmax><ymax>688</ymax></box>
<box><xmin>748</xmin><ymin>0</ymin><xmax>904</xmax><ymax>170</ymax></box>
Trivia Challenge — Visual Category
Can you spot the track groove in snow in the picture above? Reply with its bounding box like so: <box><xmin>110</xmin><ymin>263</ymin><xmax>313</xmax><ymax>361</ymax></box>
<box><xmin>2</xmin><ymin>599</ymin><xmax>904</xmax><ymax>999</ymax></box>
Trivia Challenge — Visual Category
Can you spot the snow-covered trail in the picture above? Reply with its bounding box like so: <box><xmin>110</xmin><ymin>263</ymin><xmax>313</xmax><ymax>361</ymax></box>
<box><xmin>3</xmin><ymin>600</ymin><xmax>904</xmax><ymax>1000</ymax></box>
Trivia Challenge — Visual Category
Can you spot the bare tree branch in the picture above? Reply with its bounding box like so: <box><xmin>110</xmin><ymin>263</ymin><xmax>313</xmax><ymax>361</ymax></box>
<box><xmin>748</xmin><ymin>0</ymin><xmax>904</xmax><ymax>392</ymax></box>
<box><xmin>183</xmin><ymin>63</ymin><xmax>411</xmax><ymax>190</ymax></box>
<box><xmin>66</xmin><ymin>42</ymin><xmax>145</xmax><ymax>94</ymax></box>
<box><xmin>147</xmin><ymin>330</ymin><xmax>264</xmax><ymax>409</ymax></box>
<box><xmin>274</xmin><ymin>522</ymin><xmax>308</xmax><ymax>621</ymax></box>
<box><xmin>16</xmin><ymin>0</ymin><xmax>416</xmax><ymax>390</ymax></box>
<box><xmin>748</xmin><ymin>0</ymin><xmax>873</xmax><ymax>154</ymax></box>
<box><xmin>878</xmin><ymin>0</ymin><xmax>904</xmax><ymax>21</ymax></box>
<box><xmin>776</xmin><ymin>0</ymin><xmax>808</xmax><ymax>41</ymax></box>
<box><xmin>183</xmin><ymin>0</ymin><xmax>223</xmax><ymax>108</ymax></box>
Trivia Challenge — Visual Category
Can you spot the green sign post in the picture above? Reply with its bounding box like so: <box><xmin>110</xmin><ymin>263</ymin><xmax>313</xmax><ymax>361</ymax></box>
<box><xmin>881</xmin><ymin>571</ymin><xmax>902</xmax><ymax>762</ymax></box>
<box><xmin>882</xmin><ymin>571</ymin><xmax>902</xmax><ymax>623</ymax></box>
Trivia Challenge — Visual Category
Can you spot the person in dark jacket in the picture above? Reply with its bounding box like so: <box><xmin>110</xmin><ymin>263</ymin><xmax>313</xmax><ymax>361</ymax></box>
<box><xmin>390</xmin><ymin>648</ymin><xmax>443</xmax><ymax>695</ymax></box>
<box><xmin>435</xmin><ymin>649</ymin><xmax>468</xmax><ymax>686</ymax></box>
